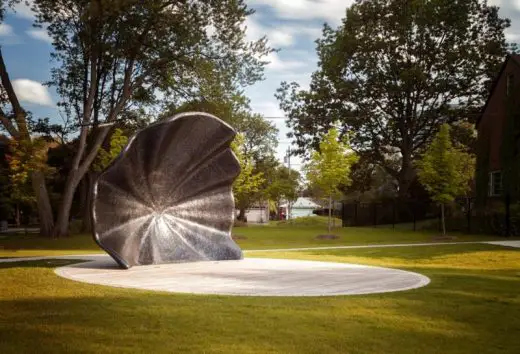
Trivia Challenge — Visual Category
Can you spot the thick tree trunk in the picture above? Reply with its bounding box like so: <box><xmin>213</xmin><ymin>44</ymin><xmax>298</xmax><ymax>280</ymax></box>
<box><xmin>31</xmin><ymin>171</ymin><xmax>54</xmax><ymax>237</ymax></box>
<box><xmin>15</xmin><ymin>203</ymin><xmax>20</xmax><ymax>227</ymax></box>
<box><xmin>397</xmin><ymin>157</ymin><xmax>414</xmax><ymax>199</ymax></box>
<box><xmin>328</xmin><ymin>195</ymin><xmax>332</xmax><ymax>234</ymax></box>
<box><xmin>237</xmin><ymin>207</ymin><xmax>246</xmax><ymax>222</ymax></box>
<box><xmin>81</xmin><ymin>171</ymin><xmax>98</xmax><ymax>233</ymax></box>
<box><xmin>53</xmin><ymin>171</ymin><xmax>81</xmax><ymax>238</ymax></box>
<box><xmin>441</xmin><ymin>203</ymin><xmax>446</xmax><ymax>236</ymax></box>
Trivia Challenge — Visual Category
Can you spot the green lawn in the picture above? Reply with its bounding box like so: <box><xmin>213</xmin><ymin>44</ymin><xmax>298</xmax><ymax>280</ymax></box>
<box><xmin>0</xmin><ymin>243</ymin><xmax>518</xmax><ymax>353</ymax></box>
<box><xmin>0</xmin><ymin>217</ymin><xmax>512</xmax><ymax>258</ymax></box>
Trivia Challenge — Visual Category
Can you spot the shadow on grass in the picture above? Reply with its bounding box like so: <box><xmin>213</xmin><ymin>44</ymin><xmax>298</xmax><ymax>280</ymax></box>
<box><xmin>0</xmin><ymin>259</ymin><xmax>85</xmax><ymax>269</ymax></box>
<box><xmin>0</xmin><ymin>268</ymin><xmax>519</xmax><ymax>354</ymax></box>
<box><xmin>305</xmin><ymin>243</ymin><xmax>517</xmax><ymax>261</ymax></box>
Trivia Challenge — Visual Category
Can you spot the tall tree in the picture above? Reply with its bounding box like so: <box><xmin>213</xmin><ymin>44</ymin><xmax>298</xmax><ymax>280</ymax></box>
<box><xmin>231</xmin><ymin>133</ymin><xmax>265</xmax><ymax>221</ymax></box>
<box><xmin>304</xmin><ymin>128</ymin><xmax>358</xmax><ymax>233</ymax></box>
<box><xmin>32</xmin><ymin>0</ymin><xmax>271</xmax><ymax>236</ymax></box>
<box><xmin>276</xmin><ymin>0</ymin><xmax>511</xmax><ymax>197</ymax></box>
<box><xmin>416</xmin><ymin>124</ymin><xmax>475</xmax><ymax>235</ymax></box>
<box><xmin>0</xmin><ymin>49</ymin><xmax>55</xmax><ymax>236</ymax></box>
<box><xmin>265</xmin><ymin>165</ymin><xmax>300</xmax><ymax>220</ymax></box>
<box><xmin>234</xmin><ymin>113</ymin><xmax>278</xmax><ymax>164</ymax></box>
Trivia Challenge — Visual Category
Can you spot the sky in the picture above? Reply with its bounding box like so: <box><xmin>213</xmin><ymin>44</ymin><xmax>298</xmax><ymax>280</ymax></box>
<box><xmin>1</xmin><ymin>0</ymin><xmax>520</xmax><ymax>173</ymax></box>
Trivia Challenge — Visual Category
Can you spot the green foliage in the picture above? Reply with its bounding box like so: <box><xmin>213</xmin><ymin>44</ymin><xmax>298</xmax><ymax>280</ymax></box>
<box><xmin>416</xmin><ymin>124</ymin><xmax>475</xmax><ymax>204</ymax></box>
<box><xmin>231</xmin><ymin>133</ymin><xmax>265</xmax><ymax>209</ymax></box>
<box><xmin>92</xmin><ymin>129</ymin><xmax>128</xmax><ymax>172</ymax></box>
<box><xmin>305</xmin><ymin>128</ymin><xmax>359</xmax><ymax>200</ymax></box>
<box><xmin>265</xmin><ymin>165</ymin><xmax>300</xmax><ymax>211</ymax></box>
<box><xmin>34</xmin><ymin>0</ymin><xmax>272</xmax><ymax>125</ymax></box>
<box><xmin>5</xmin><ymin>137</ymin><xmax>54</xmax><ymax>205</ymax></box>
<box><xmin>305</xmin><ymin>128</ymin><xmax>358</xmax><ymax>231</ymax></box>
<box><xmin>276</xmin><ymin>0</ymin><xmax>511</xmax><ymax>195</ymax></box>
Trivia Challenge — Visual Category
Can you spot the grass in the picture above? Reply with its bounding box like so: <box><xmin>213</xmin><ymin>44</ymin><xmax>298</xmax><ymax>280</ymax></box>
<box><xmin>0</xmin><ymin>216</ymin><xmax>514</xmax><ymax>258</ymax></box>
<box><xmin>0</xmin><ymin>243</ymin><xmax>519</xmax><ymax>353</ymax></box>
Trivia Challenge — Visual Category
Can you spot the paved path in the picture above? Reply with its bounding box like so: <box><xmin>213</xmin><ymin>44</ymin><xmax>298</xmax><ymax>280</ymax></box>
<box><xmin>1</xmin><ymin>240</ymin><xmax>519</xmax><ymax>264</ymax></box>
<box><xmin>482</xmin><ymin>240</ymin><xmax>520</xmax><ymax>248</ymax></box>
<box><xmin>55</xmin><ymin>257</ymin><xmax>430</xmax><ymax>296</ymax></box>
<box><xmin>243</xmin><ymin>241</ymin><xmax>485</xmax><ymax>253</ymax></box>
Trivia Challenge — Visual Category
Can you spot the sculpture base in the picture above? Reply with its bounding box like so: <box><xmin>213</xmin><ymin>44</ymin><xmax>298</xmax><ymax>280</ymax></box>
<box><xmin>55</xmin><ymin>257</ymin><xmax>430</xmax><ymax>296</ymax></box>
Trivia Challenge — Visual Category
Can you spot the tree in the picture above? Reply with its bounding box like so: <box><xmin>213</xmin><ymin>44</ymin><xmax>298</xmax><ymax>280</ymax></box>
<box><xmin>416</xmin><ymin>124</ymin><xmax>475</xmax><ymax>235</ymax></box>
<box><xmin>1</xmin><ymin>0</ymin><xmax>55</xmax><ymax>235</ymax></box>
<box><xmin>265</xmin><ymin>165</ymin><xmax>300</xmax><ymax>220</ymax></box>
<box><xmin>276</xmin><ymin>0</ymin><xmax>511</xmax><ymax>197</ymax></box>
<box><xmin>234</xmin><ymin>113</ymin><xmax>278</xmax><ymax>164</ymax></box>
<box><xmin>231</xmin><ymin>133</ymin><xmax>265</xmax><ymax>221</ymax></box>
<box><xmin>304</xmin><ymin>128</ymin><xmax>358</xmax><ymax>233</ymax></box>
<box><xmin>5</xmin><ymin>137</ymin><xmax>55</xmax><ymax>226</ymax></box>
<box><xmin>32</xmin><ymin>0</ymin><xmax>271</xmax><ymax>236</ymax></box>
<box><xmin>92</xmin><ymin>128</ymin><xmax>128</xmax><ymax>172</ymax></box>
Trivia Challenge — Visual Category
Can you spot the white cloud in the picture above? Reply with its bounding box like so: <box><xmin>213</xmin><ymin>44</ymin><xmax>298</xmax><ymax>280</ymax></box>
<box><xmin>265</xmin><ymin>52</ymin><xmax>307</xmax><ymax>72</ymax></box>
<box><xmin>250</xmin><ymin>101</ymin><xmax>284</xmax><ymax>118</ymax></box>
<box><xmin>12</xmin><ymin>1</ymin><xmax>35</xmax><ymax>19</ymax></box>
<box><xmin>12</xmin><ymin>79</ymin><xmax>53</xmax><ymax>106</ymax></box>
<box><xmin>0</xmin><ymin>23</ymin><xmax>14</xmax><ymax>36</ymax></box>
<box><xmin>244</xmin><ymin>16</ymin><xmax>321</xmax><ymax>48</ymax></box>
<box><xmin>26</xmin><ymin>29</ymin><xmax>52</xmax><ymax>43</ymax></box>
<box><xmin>506</xmin><ymin>32</ymin><xmax>520</xmax><ymax>42</ymax></box>
<box><xmin>247</xmin><ymin>0</ymin><xmax>353</xmax><ymax>25</ymax></box>
<box><xmin>268</xmin><ymin>29</ymin><xmax>294</xmax><ymax>47</ymax></box>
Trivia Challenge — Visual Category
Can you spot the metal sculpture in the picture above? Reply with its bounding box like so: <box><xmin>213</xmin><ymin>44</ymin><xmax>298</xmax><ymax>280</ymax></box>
<box><xmin>91</xmin><ymin>112</ymin><xmax>243</xmax><ymax>269</ymax></box>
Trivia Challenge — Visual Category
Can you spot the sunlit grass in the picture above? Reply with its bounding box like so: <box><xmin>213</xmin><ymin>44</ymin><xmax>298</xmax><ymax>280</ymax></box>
<box><xmin>1</xmin><ymin>223</ymin><xmax>511</xmax><ymax>258</ymax></box>
<box><xmin>0</xmin><ymin>244</ymin><xmax>519</xmax><ymax>353</ymax></box>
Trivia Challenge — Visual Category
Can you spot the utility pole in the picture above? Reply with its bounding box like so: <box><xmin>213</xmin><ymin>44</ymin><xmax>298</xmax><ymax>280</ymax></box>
<box><xmin>286</xmin><ymin>146</ymin><xmax>291</xmax><ymax>220</ymax></box>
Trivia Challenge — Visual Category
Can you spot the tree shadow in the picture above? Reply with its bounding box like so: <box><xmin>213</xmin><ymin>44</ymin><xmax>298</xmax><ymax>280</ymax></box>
<box><xmin>0</xmin><ymin>259</ymin><xmax>85</xmax><ymax>269</ymax></box>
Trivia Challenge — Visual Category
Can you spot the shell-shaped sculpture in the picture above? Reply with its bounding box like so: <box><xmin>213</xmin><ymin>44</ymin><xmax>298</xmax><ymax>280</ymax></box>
<box><xmin>92</xmin><ymin>112</ymin><xmax>243</xmax><ymax>269</ymax></box>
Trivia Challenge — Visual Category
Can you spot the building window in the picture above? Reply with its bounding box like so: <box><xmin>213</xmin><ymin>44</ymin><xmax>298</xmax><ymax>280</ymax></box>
<box><xmin>507</xmin><ymin>74</ymin><xmax>514</xmax><ymax>96</ymax></box>
<box><xmin>489</xmin><ymin>171</ymin><xmax>503</xmax><ymax>197</ymax></box>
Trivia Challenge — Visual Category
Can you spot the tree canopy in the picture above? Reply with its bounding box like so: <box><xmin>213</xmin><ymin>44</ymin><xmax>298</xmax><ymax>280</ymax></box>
<box><xmin>305</xmin><ymin>127</ymin><xmax>358</xmax><ymax>232</ymax></box>
<box><xmin>416</xmin><ymin>123</ymin><xmax>475</xmax><ymax>234</ymax></box>
<box><xmin>276</xmin><ymin>0</ymin><xmax>512</xmax><ymax>197</ymax></box>
<box><xmin>15</xmin><ymin>0</ymin><xmax>273</xmax><ymax>236</ymax></box>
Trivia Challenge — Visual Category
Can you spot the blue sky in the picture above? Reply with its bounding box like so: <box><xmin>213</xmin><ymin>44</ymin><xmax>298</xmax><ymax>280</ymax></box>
<box><xmin>1</xmin><ymin>0</ymin><xmax>520</xmax><ymax>173</ymax></box>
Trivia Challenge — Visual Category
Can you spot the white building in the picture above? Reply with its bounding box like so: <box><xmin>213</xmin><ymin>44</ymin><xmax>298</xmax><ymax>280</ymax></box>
<box><xmin>282</xmin><ymin>197</ymin><xmax>320</xmax><ymax>219</ymax></box>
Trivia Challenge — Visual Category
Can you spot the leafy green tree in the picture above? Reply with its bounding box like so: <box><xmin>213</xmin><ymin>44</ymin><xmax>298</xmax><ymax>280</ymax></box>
<box><xmin>92</xmin><ymin>128</ymin><xmax>128</xmax><ymax>172</ymax></box>
<box><xmin>31</xmin><ymin>0</ymin><xmax>271</xmax><ymax>236</ymax></box>
<box><xmin>305</xmin><ymin>128</ymin><xmax>358</xmax><ymax>233</ymax></box>
<box><xmin>276</xmin><ymin>0</ymin><xmax>511</xmax><ymax>197</ymax></box>
<box><xmin>5</xmin><ymin>137</ymin><xmax>55</xmax><ymax>226</ymax></box>
<box><xmin>231</xmin><ymin>133</ymin><xmax>265</xmax><ymax>221</ymax></box>
<box><xmin>235</xmin><ymin>113</ymin><xmax>278</xmax><ymax>164</ymax></box>
<box><xmin>265</xmin><ymin>165</ymin><xmax>300</xmax><ymax>220</ymax></box>
<box><xmin>1</xmin><ymin>0</ymin><xmax>55</xmax><ymax>235</ymax></box>
<box><xmin>416</xmin><ymin>124</ymin><xmax>475</xmax><ymax>235</ymax></box>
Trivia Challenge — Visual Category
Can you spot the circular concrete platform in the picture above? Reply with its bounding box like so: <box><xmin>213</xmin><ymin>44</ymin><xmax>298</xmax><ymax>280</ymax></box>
<box><xmin>55</xmin><ymin>257</ymin><xmax>429</xmax><ymax>296</ymax></box>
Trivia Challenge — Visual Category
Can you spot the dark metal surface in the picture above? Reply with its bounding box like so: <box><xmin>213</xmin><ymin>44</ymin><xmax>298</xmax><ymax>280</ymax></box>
<box><xmin>92</xmin><ymin>112</ymin><xmax>243</xmax><ymax>269</ymax></box>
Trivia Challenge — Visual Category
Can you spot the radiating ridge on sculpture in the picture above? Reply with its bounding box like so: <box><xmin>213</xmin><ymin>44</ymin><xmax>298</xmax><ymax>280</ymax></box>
<box><xmin>91</xmin><ymin>112</ymin><xmax>243</xmax><ymax>269</ymax></box>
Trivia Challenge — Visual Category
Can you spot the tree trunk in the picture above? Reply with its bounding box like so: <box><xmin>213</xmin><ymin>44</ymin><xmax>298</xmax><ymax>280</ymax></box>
<box><xmin>237</xmin><ymin>207</ymin><xmax>246</xmax><ymax>222</ymax></box>
<box><xmin>441</xmin><ymin>203</ymin><xmax>446</xmax><ymax>236</ymax></box>
<box><xmin>31</xmin><ymin>170</ymin><xmax>54</xmax><ymax>237</ymax></box>
<box><xmin>81</xmin><ymin>171</ymin><xmax>98</xmax><ymax>233</ymax></box>
<box><xmin>53</xmin><ymin>170</ymin><xmax>81</xmax><ymax>238</ymax></box>
<box><xmin>328</xmin><ymin>195</ymin><xmax>332</xmax><ymax>234</ymax></box>
<box><xmin>15</xmin><ymin>203</ymin><xmax>20</xmax><ymax>227</ymax></box>
<box><xmin>397</xmin><ymin>151</ymin><xmax>414</xmax><ymax>198</ymax></box>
